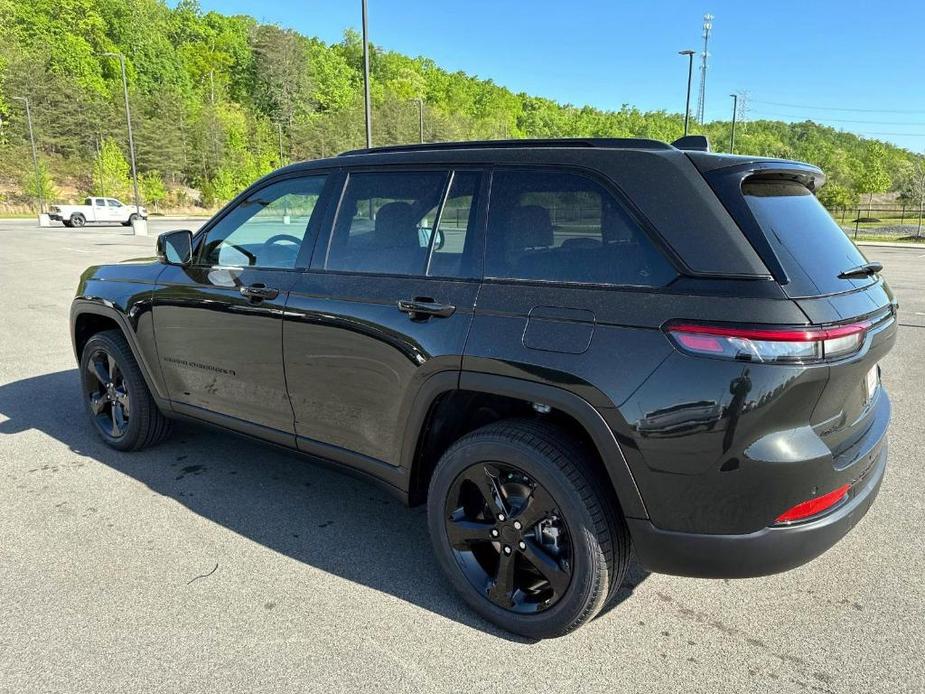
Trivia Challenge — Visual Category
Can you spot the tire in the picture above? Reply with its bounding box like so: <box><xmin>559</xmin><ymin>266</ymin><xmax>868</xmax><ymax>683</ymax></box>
<box><xmin>70</xmin><ymin>213</ymin><xmax>85</xmax><ymax>228</ymax></box>
<box><xmin>79</xmin><ymin>329</ymin><xmax>171</xmax><ymax>451</ymax></box>
<box><xmin>427</xmin><ymin>418</ymin><xmax>630</xmax><ymax>639</ymax></box>
<box><xmin>124</xmin><ymin>213</ymin><xmax>138</xmax><ymax>227</ymax></box>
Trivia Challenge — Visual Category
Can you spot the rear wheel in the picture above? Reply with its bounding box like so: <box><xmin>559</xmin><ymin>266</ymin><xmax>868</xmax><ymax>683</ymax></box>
<box><xmin>70</xmin><ymin>213</ymin><xmax>85</xmax><ymax>227</ymax></box>
<box><xmin>427</xmin><ymin>419</ymin><xmax>629</xmax><ymax>638</ymax></box>
<box><xmin>79</xmin><ymin>329</ymin><xmax>171</xmax><ymax>451</ymax></box>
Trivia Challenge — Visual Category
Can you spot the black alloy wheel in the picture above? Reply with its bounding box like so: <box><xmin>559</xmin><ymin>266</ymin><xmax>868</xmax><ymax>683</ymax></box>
<box><xmin>444</xmin><ymin>462</ymin><xmax>572</xmax><ymax>613</ymax></box>
<box><xmin>428</xmin><ymin>420</ymin><xmax>630</xmax><ymax>639</ymax></box>
<box><xmin>85</xmin><ymin>348</ymin><xmax>131</xmax><ymax>439</ymax></box>
<box><xmin>79</xmin><ymin>329</ymin><xmax>172</xmax><ymax>451</ymax></box>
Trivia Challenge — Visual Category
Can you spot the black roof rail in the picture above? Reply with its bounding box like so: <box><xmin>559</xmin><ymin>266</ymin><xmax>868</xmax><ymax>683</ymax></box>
<box><xmin>671</xmin><ymin>135</ymin><xmax>711</xmax><ymax>152</ymax></box>
<box><xmin>338</xmin><ymin>137</ymin><xmax>674</xmax><ymax>156</ymax></box>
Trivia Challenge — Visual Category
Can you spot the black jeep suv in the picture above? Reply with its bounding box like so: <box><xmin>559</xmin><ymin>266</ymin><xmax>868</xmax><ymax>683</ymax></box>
<box><xmin>71</xmin><ymin>138</ymin><xmax>895</xmax><ymax>638</ymax></box>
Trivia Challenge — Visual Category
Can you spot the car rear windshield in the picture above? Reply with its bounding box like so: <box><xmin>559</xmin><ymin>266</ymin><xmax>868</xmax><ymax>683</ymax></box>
<box><xmin>742</xmin><ymin>178</ymin><xmax>874</xmax><ymax>296</ymax></box>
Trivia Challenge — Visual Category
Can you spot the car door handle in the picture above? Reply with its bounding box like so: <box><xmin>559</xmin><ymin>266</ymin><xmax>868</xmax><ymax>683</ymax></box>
<box><xmin>397</xmin><ymin>298</ymin><xmax>456</xmax><ymax>319</ymax></box>
<box><xmin>240</xmin><ymin>284</ymin><xmax>279</xmax><ymax>301</ymax></box>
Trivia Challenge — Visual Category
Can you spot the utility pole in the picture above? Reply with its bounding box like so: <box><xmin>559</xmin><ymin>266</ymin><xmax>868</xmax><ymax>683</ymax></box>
<box><xmin>414</xmin><ymin>98</ymin><xmax>424</xmax><ymax>143</ymax></box>
<box><xmin>12</xmin><ymin>96</ymin><xmax>44</xmax><ymax>214</ymax></box>
<box><xmin>101</xmin><ymin>52</ymin><xmax>140</xmax><ymax>216</ymax></box>
<box><xmin>277</xmin><ymin>122</ymin><xmax>285</xmax><ymax>164</ymax></box>
<box><xmin>696</xmin><ymin>14</ymin><xmax>714</xmax><ymax>124</ymax></box>
<box><xmin>729</xmin><ymin>93</ymin><xmax>738</xmax><ymax>153</ymax></box>
<box><xmin>361</xmin><ymin>0</ymin><xmax>372</xmax><ymax>148</ymax></box>
<box><xmin>678</xmin><ymin>50</ymin><xmax>695</xmax><ymax>136</ymax></box>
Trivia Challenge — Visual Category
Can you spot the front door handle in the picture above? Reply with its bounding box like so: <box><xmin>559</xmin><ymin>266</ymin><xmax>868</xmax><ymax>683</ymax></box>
<box><xmin>397</xmin><ymin>297</ymin><xmax>456</xmax><ymax>319</ymax></box>
<box><xmin>240</xmin><ymin>284</ymin><xmax>279</xmax><ymax>301</ymax></box>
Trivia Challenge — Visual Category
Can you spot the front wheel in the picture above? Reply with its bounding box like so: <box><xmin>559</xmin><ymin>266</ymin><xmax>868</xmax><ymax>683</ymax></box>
<box><xmin>427</xmin><ymin>419</ymin><xmax>630</xmax><ymax>639</ymax></box>
<box><xmin>70</xmin><ymin>213</ymin><xmax>85</xmax><ymax>227</ymax></box>
<box><xmin>124</xmin><ymin>213</ymin><xmax>139</xmax><ymax>227</ymax></box>
<box><xmin>79</xmin><ymin>329</ymin><xmax>171</xmax><ymax>451</ymax></box>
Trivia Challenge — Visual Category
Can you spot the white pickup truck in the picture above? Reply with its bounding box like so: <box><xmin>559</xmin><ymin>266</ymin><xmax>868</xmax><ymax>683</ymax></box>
<box><xmin>48</xmin><ymin>197</ymin><xmax>148</xmax><ymax>227</ymax></box>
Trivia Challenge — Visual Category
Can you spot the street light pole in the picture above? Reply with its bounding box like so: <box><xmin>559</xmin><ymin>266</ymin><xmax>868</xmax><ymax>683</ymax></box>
<box><xmin>13</xmin><ymin>96</ymin><xmax>44</xmax><ymax>214</ymax></box>
<box><xmin>414</xmin><ymin>98</ymin><xmax>424</xmax><ymax>143</ymax></box>
<box><xmin>678</xmin><ymin>50</ymin><xmax>695</xmax><ymax>137</ymax></box>
<box><xmin>729</xmin><ymin>93</ymin><xmax>738</xmax><ymax>153</ymax></box>
<box><xmin>102</xmin><ymin>52</ymin><xmax>140</xmax><ymax>216</ymax></box>
<box><xmin>361</xmin><ymin>0</ymin><xmax>372</xmax><ymax>148</ymax></box>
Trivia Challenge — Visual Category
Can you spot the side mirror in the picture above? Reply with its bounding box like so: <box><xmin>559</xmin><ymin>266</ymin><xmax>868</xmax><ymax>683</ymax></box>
<box><xmin>156</xmin><ymin>229</ymin><xmax>193</xmax><ymax>265</ymax></box>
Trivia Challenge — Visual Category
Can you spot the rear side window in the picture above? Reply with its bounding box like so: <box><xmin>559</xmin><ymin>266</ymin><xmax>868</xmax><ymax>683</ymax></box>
<box><xmin>742</xmin><ymin>178</ymin><xmax>872</xmax><ymax>296</ymax></box>
<box><xmin>325</xmin><ymin>171</ymin><xmax>448</xmax><ymax>276</ymax></box>
<box><xmin>485</xmin><ymin>169</ymin><xmax>676</xmax><ymax>286</ymax></box>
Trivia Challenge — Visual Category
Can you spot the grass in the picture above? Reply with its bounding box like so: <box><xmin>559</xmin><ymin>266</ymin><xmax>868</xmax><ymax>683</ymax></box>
<box><xmin>852</xmin><ymin>233</ymin><xmax>925</xmax><ymax>244</ymax></box>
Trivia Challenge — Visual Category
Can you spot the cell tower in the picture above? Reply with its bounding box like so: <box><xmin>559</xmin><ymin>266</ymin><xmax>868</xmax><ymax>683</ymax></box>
<box><xmin>696</xmin><ymin>13</ymin><xmax>714</xmax><ymax>124</ymax></box>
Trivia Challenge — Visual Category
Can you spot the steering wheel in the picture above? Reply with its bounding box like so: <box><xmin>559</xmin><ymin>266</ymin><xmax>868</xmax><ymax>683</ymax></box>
<box><xmin>264</xmin><ymin>234</ymin><xmax>302</xmax><ymax>248</ymax></box>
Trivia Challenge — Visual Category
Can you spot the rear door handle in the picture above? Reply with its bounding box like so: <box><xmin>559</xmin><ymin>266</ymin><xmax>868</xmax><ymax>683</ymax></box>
<box><xmin>397</xmin><ymin>298</ymin><xmax>456</xmax><ymax>319</ymax></box>
<box><xmin>240</xmin><ymin>284</ymin><xmax>279</xmax><ymax>301</ymax></box>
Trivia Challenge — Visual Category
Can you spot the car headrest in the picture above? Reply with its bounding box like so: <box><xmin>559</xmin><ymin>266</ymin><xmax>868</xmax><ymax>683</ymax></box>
<box><xmin>507</xmin><ymin>205</ymin><xmax>554</xmax><ymax>250</ymax></box>
<box><xmin>374</xmin><ymin>201</ymin><xmax>417</xmax><ymax>247</ymax></box>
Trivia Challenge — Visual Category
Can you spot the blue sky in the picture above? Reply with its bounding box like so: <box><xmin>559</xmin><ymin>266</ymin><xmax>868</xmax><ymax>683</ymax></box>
<box><xmin>193</xmin><ymin>0</ymin><xmax>925</xmax><ymax>152</ymax></box>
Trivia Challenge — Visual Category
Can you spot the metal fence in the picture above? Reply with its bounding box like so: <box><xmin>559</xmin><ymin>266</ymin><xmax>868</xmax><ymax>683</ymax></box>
<box><xmin>826</xmin><ymin>204</ymin><xmax>925</xmax><ymax>239</ymax></box>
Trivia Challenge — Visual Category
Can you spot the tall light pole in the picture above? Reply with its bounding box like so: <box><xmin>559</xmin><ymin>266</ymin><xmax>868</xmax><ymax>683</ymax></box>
<box><xmin>729</xmin><ymin>93</ymin><xmax>738</xmax><ymax>153</ymax></box>
<box><xmin>678</xmin><ymin>50</ymin><xmax>695</xmax><ymax>137</ymax></box>
<box><xmin>361</xmin><ymin>0</ymin><xmax>372</xmax><ymax>148</ymax></box>
<box><xmin>101</xmin><ymin>52</ymin><xmax>140</xmax><ymax>215</ymax></box>
<box><xmin>12</xmin><ymin>96</ymin><xmax>44</xmax><ymax>213</ymax></box>
<box><xmin>413</xmin><ymin>98</ymin><xmax>424</xmax><ymax>143</ymax></box>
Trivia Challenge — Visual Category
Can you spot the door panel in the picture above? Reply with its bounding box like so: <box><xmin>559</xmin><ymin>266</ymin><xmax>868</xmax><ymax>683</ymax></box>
<box><xmin>284</xmin><ymin>273</ymin><xmax>478</xmax><ymax>464</ymax></box>
<box><xmin>151</xmin><ymin>173</ymin><xmax>331</xmax><ymax>438</ymax></box>
<box><xmin>283</xmin><ymin>167</ymin><xmax>485</xmax><ymax>467</ymax></box>
<box><xmin>153</xmin><ymin>265</ymin><xmax>296</xmax><ymax>433</ymax></box>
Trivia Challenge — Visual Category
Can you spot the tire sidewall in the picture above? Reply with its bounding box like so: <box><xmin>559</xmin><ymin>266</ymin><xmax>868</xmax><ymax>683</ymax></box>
<box><xmin>79</xmin><ymin>333</ymin><xmax>144</xmax><ymax>451</ymax></box>
<box><xmin>428</xmin><ymin>433</ymin><xmax>607</xmax><ymax>639</ymax></box>
<box><xmin>71</xmin><ymin>213</ymin><xmax>85</xmax><ymax>227</ymax></box>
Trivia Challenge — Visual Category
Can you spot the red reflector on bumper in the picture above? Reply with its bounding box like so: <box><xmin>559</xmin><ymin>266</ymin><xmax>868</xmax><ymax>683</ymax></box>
<box><xmin>775</xmin><ymin>484</ymin><xmax>851</xmax><ymax>524</ymax></box>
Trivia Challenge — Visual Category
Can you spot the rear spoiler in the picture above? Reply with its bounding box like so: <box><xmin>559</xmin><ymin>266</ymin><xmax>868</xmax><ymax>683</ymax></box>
<box><xmin>672</xmin><ymin>135</ymin><xmax>711</xmax><ymax>152</ymax></box>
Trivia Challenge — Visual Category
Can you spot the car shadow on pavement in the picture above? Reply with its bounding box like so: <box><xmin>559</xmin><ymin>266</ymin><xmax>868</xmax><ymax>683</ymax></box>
<box><xmin>0</xmin><ymin>369</ymin><xmax>647</xmax><ymax>641</ymax></box>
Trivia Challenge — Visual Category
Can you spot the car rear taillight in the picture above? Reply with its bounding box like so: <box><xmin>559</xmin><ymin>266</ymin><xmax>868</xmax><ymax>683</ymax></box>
<box><xmin>774</xmin><ymin>484</ymin><xmax>850</xmax><ymax>524</ymax></box>
<box><xmin>665</xmin><ymin>321</ymin><xmax>870</xmax><ymax>364</ymax></box>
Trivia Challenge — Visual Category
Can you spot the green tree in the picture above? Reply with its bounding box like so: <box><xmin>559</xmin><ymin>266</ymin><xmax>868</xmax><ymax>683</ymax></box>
<box><xmin>91</xmin><ymin>137</ymin><xmax>130</xmax><ymax>199</ymax></box>
<box><xmin>816</xmin><ymin>182</ymin><xmax>859</xmax><ymax>211</ymax></box>
<box><xmin>20</xmin><ymin>158</ymin><xmax>58</xmax><ymax>210</ymax></box>
<box><xmin>139</xmin><ymin>170</ymin><xmax>166</xmax><ymax>211</ymax></box>
<box><xmin>853</xmin><ymin>144</ymin><xmax>892</xmax><ymax>214</ymax></box>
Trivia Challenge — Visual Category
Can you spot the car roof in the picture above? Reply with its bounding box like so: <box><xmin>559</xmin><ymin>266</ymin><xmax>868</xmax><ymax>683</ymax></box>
<box><xmin>276</xmin><ymin>137</ymin><xmax>810</xmax><ymax>175</ymax></box>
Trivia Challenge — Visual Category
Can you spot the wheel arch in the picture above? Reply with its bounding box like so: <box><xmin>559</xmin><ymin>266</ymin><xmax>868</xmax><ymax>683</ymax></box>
<box><xmin>403</xmin><ymin>371</ymin><xmax>648</xmax><ymax>519</ymax></box>
<box><xmin>71</xmin><ymin>301</ymin><xmax>171</xmax><ymax>410</ymax></box>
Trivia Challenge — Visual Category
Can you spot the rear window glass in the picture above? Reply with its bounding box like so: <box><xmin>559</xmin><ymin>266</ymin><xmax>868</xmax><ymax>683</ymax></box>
<box><xmin>742</xmin><ymin>179</ymin><xmax>873</xmax><ymax>296</ymax></box>
<box><xmin>485</xmin><ymin>170</ymin><xmax>676</xmax><ymax>286</ymax></box>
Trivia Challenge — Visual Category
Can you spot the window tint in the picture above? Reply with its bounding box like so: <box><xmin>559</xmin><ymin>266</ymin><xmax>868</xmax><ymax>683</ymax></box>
<box><xmin>485</xmin><ymin>170</ymin><xmax>676</xmax><ymax>286</ymax></box>
<box><xmin>200</xmin><ymin>175</ymin><xmax>327</xmax><ymax>269</ymax></box>
<box><xmin>427</xmin><ymin>171</ymin><xmax>481</xmax><ymax>278</ymax></box>
<box><xmin>326</xmin><ymin>171</ymin><xmax>448</xmax><ymax>275</ymax></box>
<box><xmin>742</xmin><ymin>178</ymin><xmax>872</xmax><ymax>296</ymax></box>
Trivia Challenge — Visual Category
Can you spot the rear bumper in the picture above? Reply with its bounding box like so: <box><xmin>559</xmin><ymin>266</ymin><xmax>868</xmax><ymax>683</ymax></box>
<box><xmin>629</xmin><ymin>438</ymin><xmax>887</xmax><ymax>578</ymax></box>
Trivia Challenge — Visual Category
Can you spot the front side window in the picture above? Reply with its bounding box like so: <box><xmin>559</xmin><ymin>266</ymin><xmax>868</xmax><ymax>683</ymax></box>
<box><xmin>325</xmin><ymin>171</ymin><xmax>449</xmax><ymax>275</ymax></box>
<box><xmin>107</xmin><ymin>199</ymin><xmax>122</xmax><ymax>208</ymax></box>
<box><xmin>200</xmin><ymin>175</ymin><xmax>327</xmax><ymax>269</ymax></box>
<box><xmin>485</xmin><ymin>169</ymin><xmax>676</xmax><ymax>286</ymax></box>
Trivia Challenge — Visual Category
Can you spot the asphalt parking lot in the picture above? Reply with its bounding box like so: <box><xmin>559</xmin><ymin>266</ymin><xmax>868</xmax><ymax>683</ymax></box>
<box><xmin>0</xmin><ymin>218</ymin><xmax>923</xmax><ymax>693</ymax></box>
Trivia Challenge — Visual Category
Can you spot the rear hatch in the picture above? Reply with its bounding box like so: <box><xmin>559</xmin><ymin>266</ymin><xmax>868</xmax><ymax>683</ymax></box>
<box><xmin>694</xmin><ymin>156</ymin><xmax>898</xmax><ymax>460</ymax></box>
